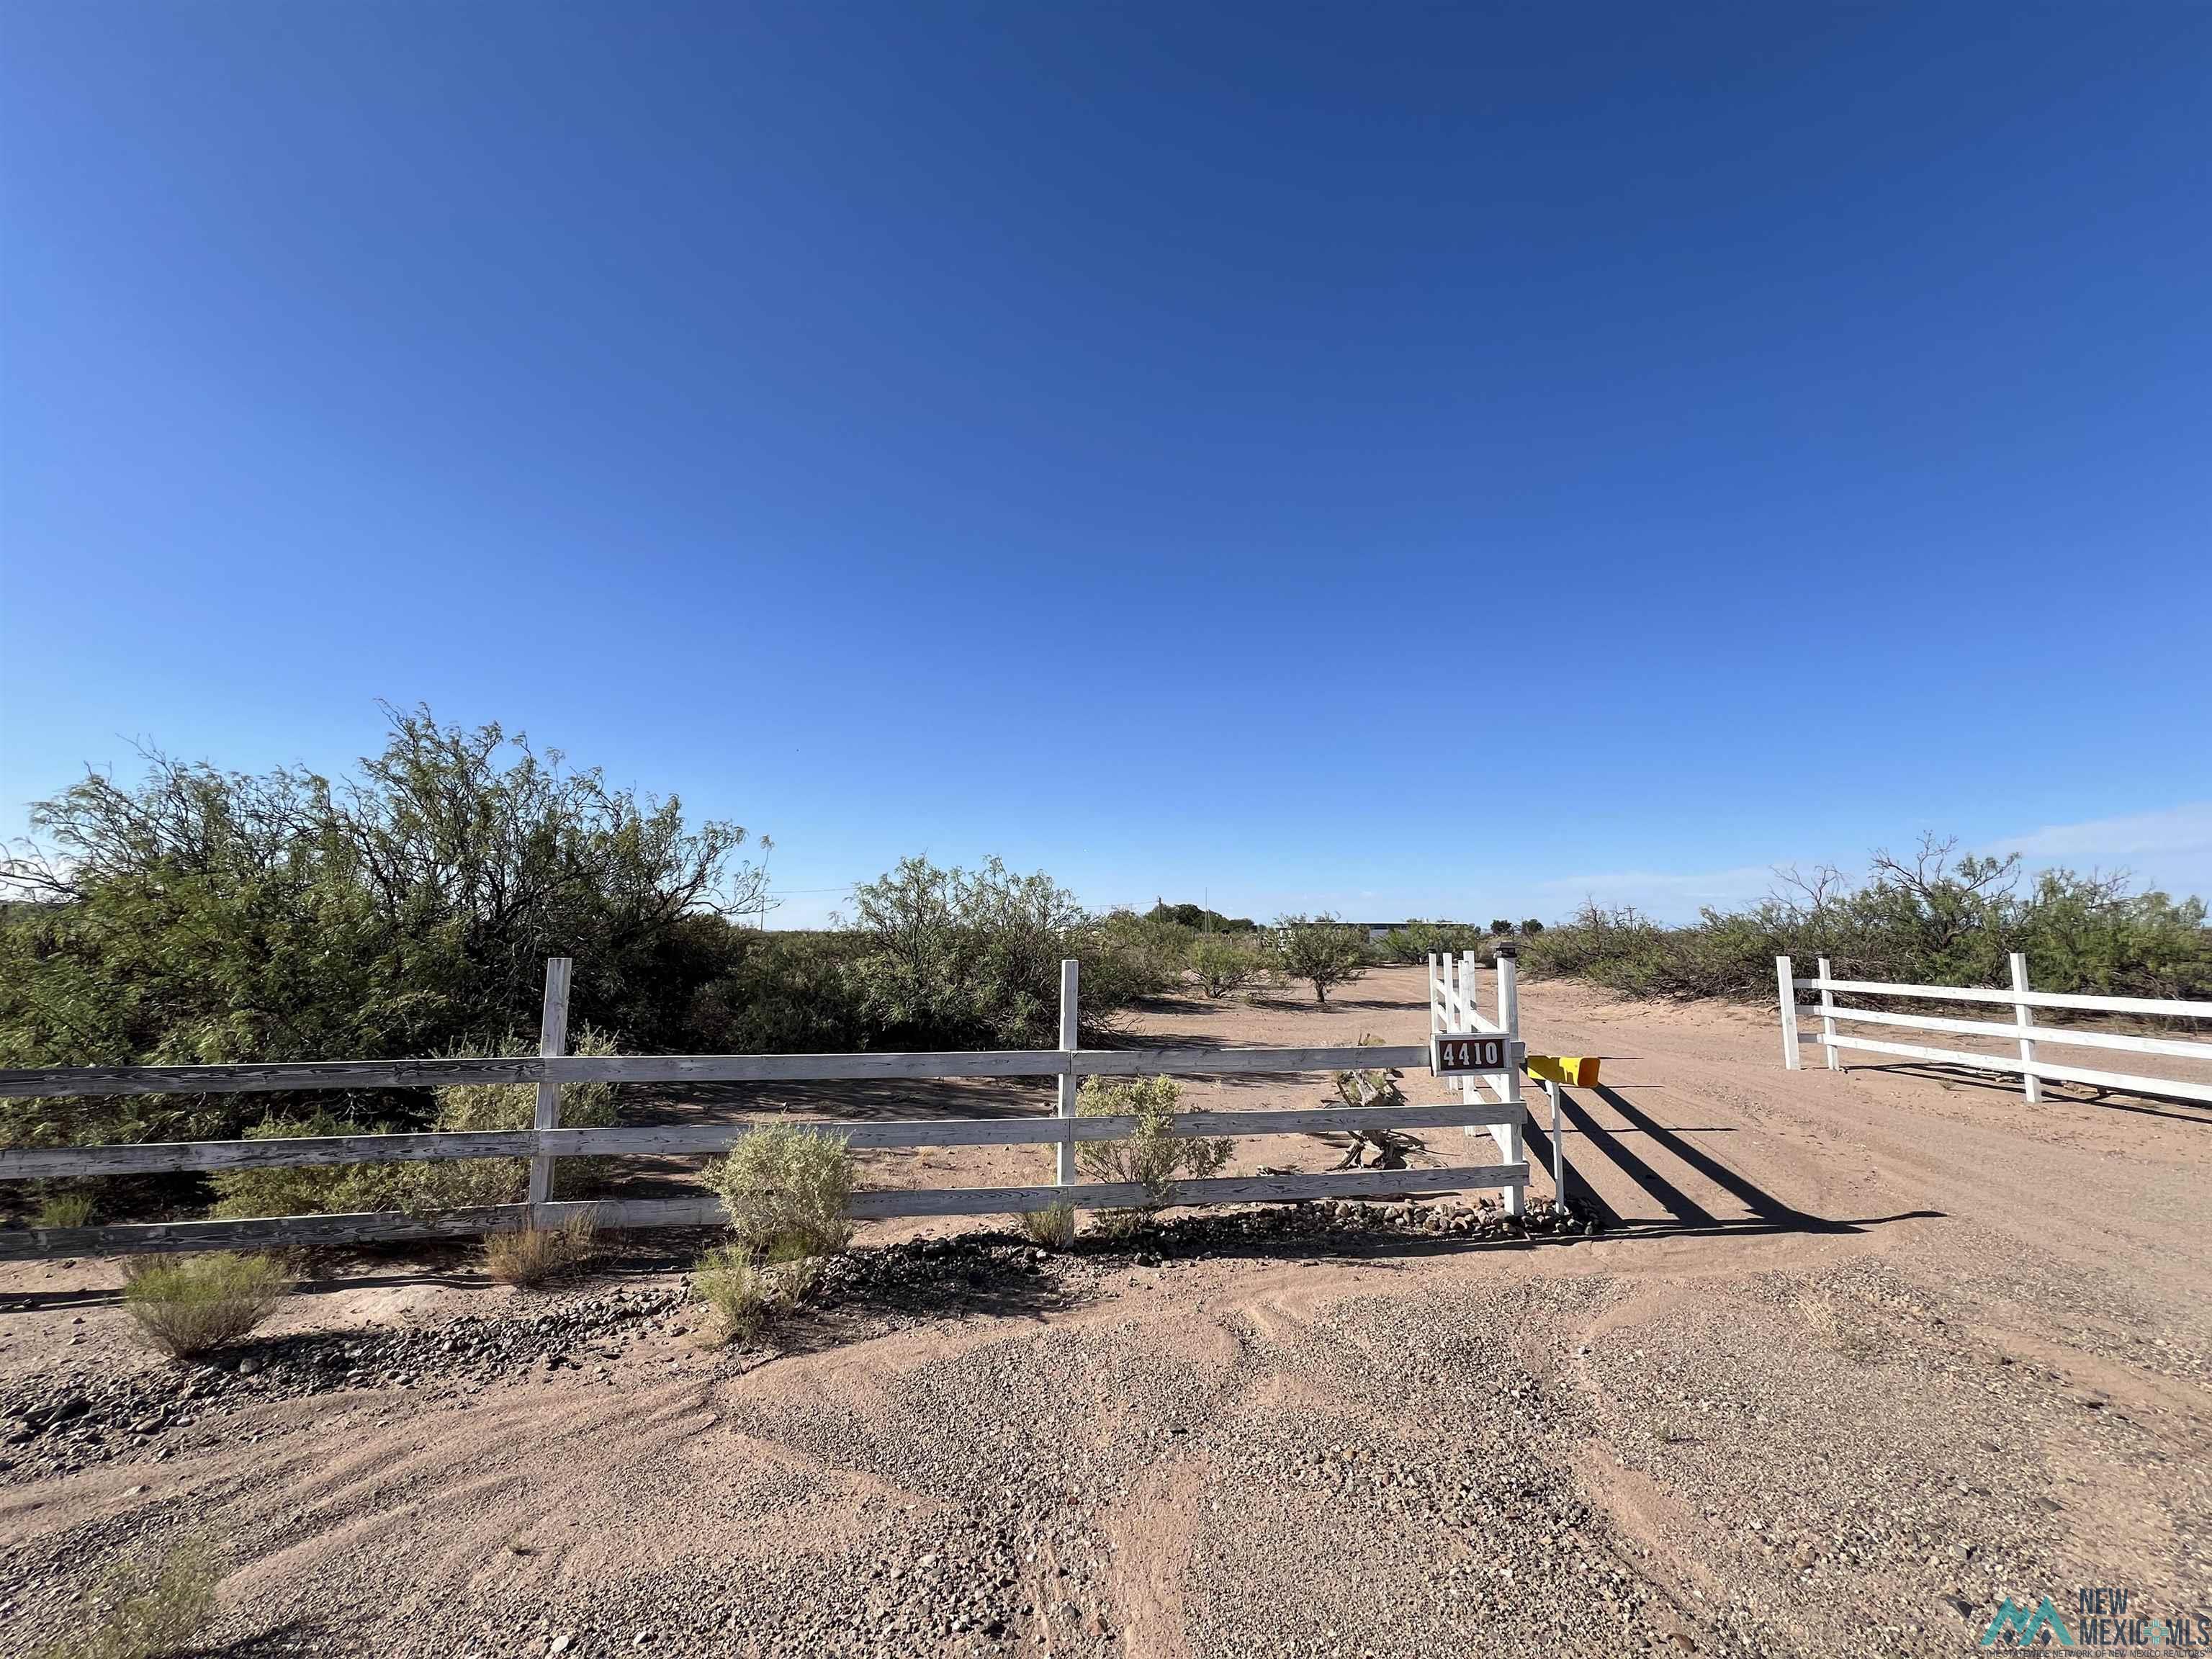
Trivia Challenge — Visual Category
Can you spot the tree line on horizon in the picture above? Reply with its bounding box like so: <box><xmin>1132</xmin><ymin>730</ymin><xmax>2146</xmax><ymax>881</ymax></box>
<box><xmin>3</xmin><ymin>707</ymin><xmax>2204</xmax><ymax>1158</ymax></box>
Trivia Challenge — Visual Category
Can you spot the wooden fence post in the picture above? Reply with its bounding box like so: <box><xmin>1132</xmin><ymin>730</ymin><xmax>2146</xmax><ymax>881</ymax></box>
<box><xmin>1056</xmin><ymin>958</ymin><xmax>1079</xmax><ymax>1187</ymax></box>
<box><xmin>1493</xmin><ymin>943</ymin><xmax>1524</xmax><ymax>1218</ymax></box>
<box><xmin>2010</xmin><ymin>952</ymin><xmax>2042</xmax><ymax>1104</ymax></box>
<box><xmin>1776</xmin><ymin>956</ymin><xmax>1801</xmax><ymax>1070</ymax></box>
<box><xmin>526</xmin><ymin>958</ymin><xmax>572</xmax><ymax>1215</ymax></box>
<box><xmin>1817</xmin><ymin>956</ymin><xmax>1840</xmax><ymax>1071</ymax></box>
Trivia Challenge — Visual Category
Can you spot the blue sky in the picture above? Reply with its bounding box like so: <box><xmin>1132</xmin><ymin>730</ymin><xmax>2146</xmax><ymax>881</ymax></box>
<box><xmin>4</xmin><ymin>3</ymin><xmax>2208</xmax><ymax>927</ymax></box>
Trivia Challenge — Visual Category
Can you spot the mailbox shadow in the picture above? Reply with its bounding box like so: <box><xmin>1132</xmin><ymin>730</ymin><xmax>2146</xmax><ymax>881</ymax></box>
<box><xmin>1538</xmin><ymin>1083</ymin><xmax>1872</xmax><ymax>1237</ymax></box>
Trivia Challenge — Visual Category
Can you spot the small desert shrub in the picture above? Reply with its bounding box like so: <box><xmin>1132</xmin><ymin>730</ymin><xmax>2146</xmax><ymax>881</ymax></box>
<box><xmin>1272</xmin><ymin>914</ymin><xmax>1373</xmax><ymax>1004</ymax></box>
<box><xmin>34</xmin><ymin>1190</ymin><xmax>95</xmax><ymax>1229</ymax></box>
<box><xmin>121</xmin><ymin>1254</ymin><xmax>292</xmax><ymax>1360</ymax></box>
<box><xmin>1190</xmin><ymin>935</ymin><xmax>1271</xmax><ymax>1000</ymax></box>
<box><xmin>691</xmin><ymin>1241</ymin><xmax>817</xmax><ymax>1346</ymax></box>
<box><xmin>1017</xmin><ymin>1202</ymin><xmax>1077</xmax><ymax>1250</ymax></box>
<box><xmin>1074</xmin><ymin>1075</ymin><xmax>1231</xmax><ymax>1226</ymax></box>
<box><xmin>703</xmin><ymin>1123</ymin><xmax>855</xmax><ymax>1257</ymax></box>
<box><xmin>38</xmin><ymin>1529</ymin><xmax>222</xmax><ymax>1659</ymax></box>
<box><xmin>485</xmin><ymin>1212</ymin><xmax>598</xmax><ymax>1288</ymax></box>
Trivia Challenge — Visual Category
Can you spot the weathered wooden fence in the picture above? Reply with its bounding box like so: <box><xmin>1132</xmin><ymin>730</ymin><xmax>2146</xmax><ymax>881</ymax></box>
<box><xmin>0</xmin><ymin>957</ymin><xmax>1529</xmax><ymax>1258</ymax></box>
<box><xmin>1776</xmin><ymin>953</ymin><xmax>2212</xmax><ymax>1105</ymax></box>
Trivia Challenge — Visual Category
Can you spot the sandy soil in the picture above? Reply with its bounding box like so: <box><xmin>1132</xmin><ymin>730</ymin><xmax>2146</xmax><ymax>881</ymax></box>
<box><xmin>3</xmin><ymin>966</ymin><xmax>2208</xmax><ymax>1658</ymax></box>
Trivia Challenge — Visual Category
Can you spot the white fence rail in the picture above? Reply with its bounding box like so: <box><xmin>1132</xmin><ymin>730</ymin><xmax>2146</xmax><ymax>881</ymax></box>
<box><xmin>1776</xmin><ymin>954</ymin><xmax>2212</xmax><ymax>1105</ymax></box>
<box><xmin>0</xmin><ymin>957</ymin><xmax>1532</xmax><ymax>1258</ymax></box>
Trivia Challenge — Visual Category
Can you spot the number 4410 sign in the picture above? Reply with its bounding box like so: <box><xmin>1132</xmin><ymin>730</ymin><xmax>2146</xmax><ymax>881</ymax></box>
<box><xmin>1431</xmin><ymin>1033</ymin><xmax>1511</xmax><ymax>1076</ymax></box>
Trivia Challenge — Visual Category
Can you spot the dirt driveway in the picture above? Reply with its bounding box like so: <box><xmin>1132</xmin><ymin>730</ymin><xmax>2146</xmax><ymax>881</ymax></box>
<box><xmin>3</xmin><ymin>966</ymin><xmax>2208</xmax><ymax>1658</ymax></box>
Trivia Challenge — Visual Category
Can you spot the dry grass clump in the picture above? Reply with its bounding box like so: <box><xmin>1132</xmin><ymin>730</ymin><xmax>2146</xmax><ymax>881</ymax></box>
<box><xmin>703</xmin><ymin>1123</ymin><xmax>855</xmax><ymax>1258</ymax></box>
<box><xmin>35</xmin><ymin>1190</ymin><xmax>96</xmax><ymax>1229</ymax></box>
<box><xmin>485</xmin><ymin>1212</ymin><xmax>598</xmax><ymax>1288</ymax></box>
<box><xmin>37</xmin><ymin>1531</ymin><xmax>222</xmax><ymax>1659</ymax></box>
<box><xmin>1017</xmin><ymin>1202</ymin><xmax>1077</xmax><ymax>1250</ymax></box>
<box><xmin>120</xmin><ymin>1254</ymin><xmax>292</xmax><ymax>1361</ymax></box>
<box><xmin>691</xmin><ymin>1241</ymin><xmax>818</xmax><ymax>1346</ymax></box>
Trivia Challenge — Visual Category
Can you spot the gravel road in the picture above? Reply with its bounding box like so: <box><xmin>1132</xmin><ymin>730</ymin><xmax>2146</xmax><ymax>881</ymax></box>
<box><xmin>2</xmin><ymin>968</ymin><xmax>2207</xmax><ymax>1657</ymax></box>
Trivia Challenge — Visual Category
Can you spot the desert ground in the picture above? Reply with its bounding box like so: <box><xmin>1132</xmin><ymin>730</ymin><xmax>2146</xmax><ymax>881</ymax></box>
<box><xmin>2</xmin><ymin>965</ymin><xmax>2208</xmax><ymax>1658</ymax></box>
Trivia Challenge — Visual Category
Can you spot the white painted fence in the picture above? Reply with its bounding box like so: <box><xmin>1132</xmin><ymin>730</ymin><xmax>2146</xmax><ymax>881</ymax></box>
<box><xmin>1429</xmin><ymin>945</ymin><xmax>1528</xmax><ymax>1215</ymax></box>
<box><xmin>1776</xmin><ymin>954</ymin><xmax>2212</xmax><ymax>1106</ymax></box>
<box><xmin>0</xmin><ymin>958</ymin><xmax>1532</xmax><ymax>1258</ymax></box>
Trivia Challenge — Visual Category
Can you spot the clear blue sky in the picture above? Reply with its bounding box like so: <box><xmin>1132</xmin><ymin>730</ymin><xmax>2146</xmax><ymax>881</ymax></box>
<box><xmin>4</xmin><ymin>3</ymin><xmax>2208</xmax><ymax>926</ymax></box>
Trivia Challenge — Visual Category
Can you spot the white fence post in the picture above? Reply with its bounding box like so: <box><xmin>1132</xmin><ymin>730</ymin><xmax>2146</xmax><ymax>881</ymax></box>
<box><xmin>1056</xmin><ymin>958</ymin><xmax>1079</xmax><ymax>1187</ymax></box>
<box><xmin>1816</xmin><ymin>956</ymin><xmax>1840</xmax><ymax>1071</ymax></box>
<box><xmin>2010</xmin><ymin>952</ymin><xmax>2042</xmax><ymax>1105</ymax></box>
<box><xmin>526</xmin><ymin>957</ymin><xmax>572</xmax><ymax>1215</ymax></box>
<box><xmin>1776</xmin><ymin>956</ymin><xmax>1802</xmax><ymax>1070</ymax></box>
<box><xmin>1493</xmin><ymin>944</ymin><xmax>1525</xmax><ymax>1218</ymax></box>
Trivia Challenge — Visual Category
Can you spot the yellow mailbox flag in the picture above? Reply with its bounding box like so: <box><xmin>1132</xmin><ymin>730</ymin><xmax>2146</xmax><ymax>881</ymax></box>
<box><xmin>1524</xmin><ymin>1054</ymin><xmax>1601</xmax><ymax>1087</ymax></box>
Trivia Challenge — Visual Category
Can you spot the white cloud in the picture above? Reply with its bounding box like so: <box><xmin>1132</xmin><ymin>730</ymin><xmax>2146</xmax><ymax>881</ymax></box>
<box><xmin>1984</xmin><ymin>802</ymin><xmax>2212</xmax><ymax>871</ymax></box>
<box><xmin>1533</xmin><ymin>864</ymin><xmax>1785</xmax><ymax>921</ymax></box>
<box><xmin>1534</xmin><ymin>802</ymin><xmax>2212</xmax><ymax>925</ymax></box>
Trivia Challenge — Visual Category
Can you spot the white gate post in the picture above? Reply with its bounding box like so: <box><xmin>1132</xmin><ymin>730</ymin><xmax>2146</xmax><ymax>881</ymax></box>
<box><xmin>1816</xmin><ymin>956</ymin><xmax>1840</xmax><ymax>1071</ymax></box>
<box><xmin>1547</xmin><ymin>1077</ymin><xmax>1566</xmax><ymax>1206</ymax></box>
<box><xmin>1776</xmin><ymin>956</ymin><xmax>1802</xmax><ymax>1070</ymax></box>
<box><xmin>2010</xmin><ymin>952</ymin><xmax>2041</xmax><ymax>1104</ymax></box>
<box><xmin>1457</xmin><ymin>949</ymin><xmax>1479</xmax><ymax>1107</ymax></box>
<box><xmin>1492</xmin><ymin>944</ymin><xmax>1525</xmax><ymax>1218</ymax></box>
<box><xmin>1056</xmin><ymin>958</ymin><xmax>1080</xmax><ymax>1187</ymax></box>
<box><xmin>526</xmin><ymin>957</ymin><xmax>572</xmax><ymax>1215</ymax></box>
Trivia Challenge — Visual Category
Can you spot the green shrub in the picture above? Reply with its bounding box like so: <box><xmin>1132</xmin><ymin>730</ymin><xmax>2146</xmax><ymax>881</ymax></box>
<box><xmin>1272</xmin><ymin>914</ymin><xmax>1372</xmax><ymax>1004</ymax></box>
<box><xmin>691</xmin><ymin>1241</ymin><xmax>817</xmax><ymax>1345</ymax></box>
<box><xmin>1097</xmin><ymin>909</ymin><xmax>1194</xmax><ymax>995</ymax></box>
<box><xmin>203</xmin><ymin>1109</ymin><xmax>409</xmax><ymax>1220</ymax></box>
<box><xmin>0</xmin><ymin>704</ymin><xmax>764</xmax><ymax>1151</ymax></box>
<box><xmin>37</xmin><ymin>1530</ymin><xmax>222</xmax><ymax>1659</ymax></box>
<box><xmin>1190</xmin><ymin>935</ymin><xmax>1271</xmax><ymax>999</ymax></box>
<box><xmin>703</xmin><ymin>1123</ymin><xmax>855</xmax><ymax>1256</ymax></box>
<box><xmin>1074</xmin><ymin>1076</ymin><xmax>1231</xmax><ymax>1223</ymax></box>
<box><xmin>207</xmin><ymin>1031</ymin><xmax>620</xmax><ymax>1220</ymax></box>
<box><xmin>833</xmin><ymin>856</ymin><xmax>1169</xmax><ymax>1051</ymax></box>
<box><xmin>1017</xmin><ymin>1202</ymin><xmax>1077</xmax><ymax>1249</ymax></box>
<box><xmin>1144</xmin><ymin>902</ymin><xmax>1256</xmax><ymax>932</ymax></box>
<box><xmin>121</xmin><ymin>1254</ymin><xmax>292</xmax><ymax>1359</ymax></box>
<box><xmin>1516</xmin><ymin>837</ymin><xmax>2212</xmax><ymax>1004</ymax></box>
<box><xmin>34</xmin><ymin>1190</ymin><xmax>95</xmax><ymax>1228</ymax></box>
<box><xmin>1375</xmin><ymin>920</ymin><xmax>1493</xmax><ymax>964</ymax></box>
<box><xmin>683</xmin><ymin>930</ymin><xmax>868</xmax><ymax>1053</ymax></box>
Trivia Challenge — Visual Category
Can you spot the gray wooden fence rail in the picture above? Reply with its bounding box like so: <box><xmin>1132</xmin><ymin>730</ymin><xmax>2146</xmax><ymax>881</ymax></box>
<box><xmin>0</xmin><ymin>958</ymin><xmax>1529</xmax><ymax>1259</ymax></box>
